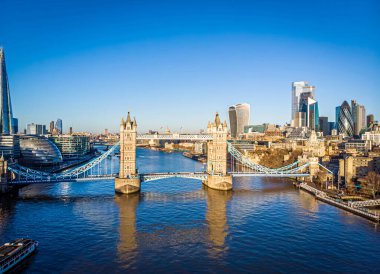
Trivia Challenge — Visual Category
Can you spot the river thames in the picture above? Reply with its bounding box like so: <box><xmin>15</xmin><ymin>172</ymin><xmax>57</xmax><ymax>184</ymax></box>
<box><xmin>1</xmin><ymin>148</ymin><xmax>380</xmax><ymax>273</ymax></box>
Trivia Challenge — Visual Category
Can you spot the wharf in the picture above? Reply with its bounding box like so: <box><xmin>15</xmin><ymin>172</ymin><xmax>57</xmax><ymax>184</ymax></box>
<box><xmin>298</xmin><ymin>183</ymin><xmax>380</xmax><ymax>222</ymax></box>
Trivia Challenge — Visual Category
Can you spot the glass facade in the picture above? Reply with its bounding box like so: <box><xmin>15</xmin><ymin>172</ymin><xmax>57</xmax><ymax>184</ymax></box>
<box><xmin>19</xmin><ymin>135</ymin><xmax>62</xmax><ymax>166</ymax></box>
<box><xmin>49</xmin><ymin>135</ymin><xmax>90</xmax><ymax>159</ymax></box>
<box><xmin>55</xmin><ymin>119</ymin><xmax>63</xmax><ymax>134</ymax></box>
<box><xmin>0</xmin><ymin>135</ymin><xmax>20</xmax><ymax>159</ymax></box>
<box><xmin>291</xmin><ymin>81</ymin><xmax>315</xmax><ymax>127</ymax></box>
<box><xmin>0</xmin><ymin>48</ymin><xmax>15</xmax><ymax>134</ymax></box>
<box><xmin>338</xmin><ymin>101</ymin><xmax>354</xmax><ymax>137</ymax></box>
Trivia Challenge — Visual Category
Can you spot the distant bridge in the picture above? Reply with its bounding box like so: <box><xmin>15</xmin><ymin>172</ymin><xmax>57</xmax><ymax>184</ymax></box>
<box><xmin>137</xmin><ymin>134</ymin><xmax>213</xmax><ymax>141</ymax></box>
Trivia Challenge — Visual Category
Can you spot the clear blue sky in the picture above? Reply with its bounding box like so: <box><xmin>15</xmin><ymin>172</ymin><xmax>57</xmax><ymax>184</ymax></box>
<box><xmin>1</xmin><ymin>0</ymin><xmax>379</xmax><ymax>133</ymax></box>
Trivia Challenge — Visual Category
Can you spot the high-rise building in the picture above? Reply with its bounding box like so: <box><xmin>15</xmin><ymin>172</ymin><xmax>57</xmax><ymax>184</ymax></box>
<box><xmin>338</xmin><ymin>101</ymin><xmax>354</xmax><ymax>137</ymax></box>
<box><xmin>49</xmin><ymin>121</ymin><xmax>55</xmax><ymax>134</ymax></box>
<box><xmin>0</xmin><ymin>48</ymin><xmax>15</xmax><ymax>134</ymax></box>
<box><xmin>55</xmin><ymin>119</ymin><xmax>62</xmax><ymax>134</ymax></box>
<box><xmin>26</xmin><ymin>123</ymin><xmax>46</xmax><ymax>135</ymax></box>
<box><xmin>228</xmin><ymin>103</ymin><xmax>250</xmax><ymax>138</ymax></box>
<box><xmin>69</xmin><ymin>127</ymin><xmax>73</xmax><ymax>135</ymax></box>
<box><xmin>319</xmin><ymin>116</ymin><xmax>329</xmax><ymax>136</ymax></box>
<box><xmin>367</xmin><ymin>114</ymin><xmax>374</xmax><ymax>127</ymax></box>
<box><xmin>12</xmin><ymin>118</ymin><xmax>18</xmax><ymax>134</ymax></box>
<box><xmin>351</xmin><ymin>100</ymin><xmax>366</xmax><ymax>136</ymax></box>
<box><xmin>291</xmin><ymin>81</ymin><xmax>315</xmax><ymax>127</ymax></box>
<box><xmin>335</xmin><ymin>106</ymin><xmax>341</xmax><ymax>129</ymax></box>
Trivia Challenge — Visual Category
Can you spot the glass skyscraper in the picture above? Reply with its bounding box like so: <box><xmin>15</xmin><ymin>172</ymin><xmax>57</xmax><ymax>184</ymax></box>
<box><xmin>0</xmin><ymin>48</ymin><xmax>15</xmax><ymax>134</ymax></box>
<box><xmin>338</xmin><ymin>101</ymin><xmax>354</xmax><ymax>137</ymax></box>
<box><xmin>228</xmin><ymin>103</ymin><xmax>250</xmax><ymax>138</ymax></box>
<box><xmin>291</xmin><ymin>81</ymin><xmax>316</xmax><ymax>128</ymax></box>
<box><xmin>56</xmin><ymin>118</ymin><xmax>63</xmax><ymax>134</ymax></box>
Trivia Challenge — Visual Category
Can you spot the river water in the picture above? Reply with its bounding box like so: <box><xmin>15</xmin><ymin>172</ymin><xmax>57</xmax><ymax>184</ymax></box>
<box><xmin>1</xmin><ymin>148</ymin><xmax>380</xmax><ymax>273</ymax></box>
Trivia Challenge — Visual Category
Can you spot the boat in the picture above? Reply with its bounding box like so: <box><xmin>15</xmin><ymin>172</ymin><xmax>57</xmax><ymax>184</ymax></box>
<box><xmin>0</xmin><ymin>239</ymin><xmax>38</xmax><ymax>273</ymax></box>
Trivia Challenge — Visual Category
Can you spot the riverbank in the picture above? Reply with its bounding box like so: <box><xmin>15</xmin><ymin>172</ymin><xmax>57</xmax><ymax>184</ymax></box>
<box><xmin>299</xmin><ymin>183</ymin><xmax>380</xmax><ymax>222</ymax></box>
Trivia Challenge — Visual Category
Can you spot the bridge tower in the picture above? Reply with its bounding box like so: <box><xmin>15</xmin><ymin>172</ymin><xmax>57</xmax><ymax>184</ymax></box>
<box><xmin>203</xmin><ymin>113</ymin><xmax>233</xmax><ymax>191</ymax></box>
<box><xmin>115</xmin><ymin>112</ymin><xmax>141</xmax><ymax>194</ymax></box>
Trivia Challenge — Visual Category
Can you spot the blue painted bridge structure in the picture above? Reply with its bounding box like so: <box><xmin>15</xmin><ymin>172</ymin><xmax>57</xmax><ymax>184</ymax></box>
<box><xmin>3</xmin><ymin>140</ymin><xmax>331</xmax><ymax>187</ymax></box>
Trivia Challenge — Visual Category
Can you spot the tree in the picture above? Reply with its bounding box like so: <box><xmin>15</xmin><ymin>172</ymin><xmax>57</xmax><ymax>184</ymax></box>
<box><xmin>366</xmin><ymin>172</ymin><xmax>380</xmax><ymax>199</ymax></box>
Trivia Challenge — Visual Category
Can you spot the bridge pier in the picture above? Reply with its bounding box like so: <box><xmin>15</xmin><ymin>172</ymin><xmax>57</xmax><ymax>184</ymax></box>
<box><xmin>203</xmin><ymin>113</ymin><xmax>233</xmax><ymax>191</ymax></box>
<box><xmin>203</xmin><ymin>175</ymin><xmax>232</xmax><ymax>191</ymax></box>
<box><xmin>116</xmin><ymin>112</ymin><xmax>141</xmax><ymax>194</ymax></box>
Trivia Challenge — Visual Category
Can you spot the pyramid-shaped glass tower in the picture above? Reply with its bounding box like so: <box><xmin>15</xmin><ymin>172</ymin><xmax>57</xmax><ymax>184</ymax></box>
<box><xmin>0</xmin><ymin>48</ymin><xmax>14</xmax><ymax>134</ymax></box>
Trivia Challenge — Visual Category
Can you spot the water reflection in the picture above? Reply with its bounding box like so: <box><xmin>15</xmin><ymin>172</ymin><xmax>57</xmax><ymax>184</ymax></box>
<box><xmin>115</xmin><ymin>193</ymin><xmax>140</xmax><ymax>269</ymax></box>
<box><xmin>204</xmin><ymin>186</ymin><xmax>232</xmax><ymax>258</ymax></box>
<box><xmin>0</xmin><ymin>196</ymin><xmax>16</xmax><ymax>235</ymax></box>
<box><xmin>298</xmin><ymin>188</ymin><xmax>319</xmax><ymax>213</ymax></box>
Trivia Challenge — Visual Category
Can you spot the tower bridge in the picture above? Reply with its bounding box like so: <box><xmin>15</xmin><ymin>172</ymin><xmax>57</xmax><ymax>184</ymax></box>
<box><xmin>0</xmin><ymin>112</ymin><xmax>327</xmax><ymax>195</ymax></box>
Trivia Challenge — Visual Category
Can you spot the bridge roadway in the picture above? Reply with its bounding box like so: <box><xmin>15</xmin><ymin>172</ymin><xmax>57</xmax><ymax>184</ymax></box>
<box><xmin>137</xmin><ymin>134</ymin><xmax>213</xmax><ymax>141</ymax></box>
<box><xmin>7</xmin><ymin>171</ymin><xmax>310</xmax><ymax>185</ymax></box>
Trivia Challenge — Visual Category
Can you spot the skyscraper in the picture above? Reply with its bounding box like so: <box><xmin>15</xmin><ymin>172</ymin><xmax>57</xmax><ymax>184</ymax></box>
<box><xmin>291</xmin><ymin>81</ymin><xmax>316</xmax><ymax>127</ymax></box>
<box><xmin>319</xmin><ymin>116</ymin><xmax>329</xmax><ymax>136</ymax></box>
<box><xmin>49</xmin><ymin>121</ymin><xmax>55</xmax><ymax>134</ymax></box>
<box><xmin>0</xmin><ymin>48</ymin><xmax>15</xmax><ymax>134</ymax></box>
<box><xmin>367</xmin><ymin>114</ymin><xmax>374</xmax><ymax>127</ymax></box>
<box><xmin>228</xmin><ymin>103</ymin><xmax>250</xmax><ymax>138</ymax></box>
<box><xmin>338</xmin><ymin>101</ymin><xmax>354</xmax><ymax>137</ymax></box>
<box><xmin>55</xmin><ymin>119</ymin><xmax>62</xmax><ymax>134</ymax></box>
<box><xmin>351</xmin><ymin>100</ymin><xmax>366</xmax><ymax>136</ymax></box>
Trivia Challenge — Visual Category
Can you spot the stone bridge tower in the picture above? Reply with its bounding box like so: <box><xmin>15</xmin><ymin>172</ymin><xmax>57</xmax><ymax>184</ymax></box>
<box><xmin>203</xmin><ymin>113</ymin><xmax>232</xmax><ymax>191</ymax></box>
<box><xmin>115</xmin><ymin>112</ymin><xmax>140</xmax><ymax>194</ymax></box>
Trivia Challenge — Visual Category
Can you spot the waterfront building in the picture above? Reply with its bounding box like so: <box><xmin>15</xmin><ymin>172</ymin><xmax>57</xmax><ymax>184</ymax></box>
<box><xmin>291</xmin><ymin>81</ymin><xmax>315</xmax><ymax>127</ymax></box>
<box><xmin>19</xmin><ymin>135</ymin><xmax>63</xmax><ymax>166</ymax></box>
<box><xmin>49</xmin><ymin>121</ymin><xmax>55</xmax><ymax>134</ymax></box>
<box><xmin>228</xmin><ymin>103</ymin><xmax>250</xmax><ymax>138</ymax></box>
<box><xmin>351</xmin><ymin>100</ymin><xmax>366</xmax><ymax>136</ymax></box>
<box><xmin>0</xmin><ymin>135</ymin><xmax>20</xmax><ymax>159</ymax></box>
<box><xmin>0</xmin><ymin>48</ymin><xmax>15</xmax><ymax>134</ymax></box>
<box><xmin>319</xmin><ymin>117</ymin><xmax>329</xmax><ymax>136</ymax></box>
<box><xmin>337</xmin><ymin>101</ymin><xmax>354</xmax><ymax>137</ymax></box>
<box><xmin>49</xmin><ymin>134</ymin><xmax>90</xmax><ymax>159</ymax></box>
<box><xmin>55</xmin><ymin>118</ymin><xmax>63</xmax><ymax>134</ymax></box>
<box><xmin>26</xmin><ymin>123</ymin><xmax>46</xmax><ymax>135</ymax></box>
<box><xmin>367</xmin><ymin>114</ymin><xmax>374</xmax><ymax>127</ymax></box>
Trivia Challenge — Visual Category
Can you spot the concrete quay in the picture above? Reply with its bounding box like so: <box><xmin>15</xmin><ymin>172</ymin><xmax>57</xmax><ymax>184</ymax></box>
<box><xmin>298</xmin><ymin>183</ymin><xmax>380</xmax><ymax>222</ymax></box>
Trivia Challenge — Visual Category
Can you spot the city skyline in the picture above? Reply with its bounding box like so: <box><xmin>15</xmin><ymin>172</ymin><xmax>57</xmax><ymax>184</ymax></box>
<box><xmin>1</xmin><ymin>0</ymin><xmax>379</xmax><ymax>132</ymax></box>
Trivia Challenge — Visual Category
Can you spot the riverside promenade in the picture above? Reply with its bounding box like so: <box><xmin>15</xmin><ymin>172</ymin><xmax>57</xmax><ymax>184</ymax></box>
<box><xmin>299</xmin><ymin>183</ymin><xmax>380</xmax><ymax>222</ymax></box>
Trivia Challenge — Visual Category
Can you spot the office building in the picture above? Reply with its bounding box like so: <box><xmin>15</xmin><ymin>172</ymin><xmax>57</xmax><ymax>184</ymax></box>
<box><xmin>49</xmin><ymin>135</ymin><xmax>90</xmax><ymax>159</ymax></box>
<box><xmin>55</xmin><ymin>119</ymin><xmax>63</xmax><ymax>134</ymax></box>
<box><xmin>319</xmin><ymin>117</ymin><xmax>329</xmax><ymax>136</ymax></box>
<box><xmin>19</xmin><ymin>135</ymin><xmax>63</xmax><ymax>166</ymax></box>
<box><xmin>367</xmin><ymin>114</ymin><xmax>374</xmax><ymax>127</ymax></box>
<box><xmin>12</xmin><ymin>118</ymin><xmax>18</xmax><ymax>134</ymax></box>
<box><xmin>228</xmin><ymin>103</ymin><xmax>250</xmax><ymax>138</ymax></box>
<box><xmin>49</xmin><ymin>121</ymin><xmax>55</xmax><ymax>134</ymax></box>
<box><xmin>351</xmin><ymin>100</ymin><xmax>366</xmax><ymax>136</ymax></box>
<box><xmin>291</xmin><ymin>81</ymin><xmax>315</xmax><ymax>127</ymax></box>
<box><xmin>26</xmin><ymin>123</ymin><xmax>47</xmax><ymax>135</ymax></box>
<box><xmin>337</xmin><ymin>101</ymin><xmax>354</xmax><ymax>137</ymax></box>
<box><xmin>0</xmin><ymin>48</ymin><xmax>15</xmax><ymax>134</ymax></box>
<box><xmin>0</xmin><ymin>135</ymin><xmax>20</xmax><ymax>159</ymax></box>
<box><xmin>69</xmin><ymin>127</ymin><xmax>73</xmax><ymax>135</ymax></box>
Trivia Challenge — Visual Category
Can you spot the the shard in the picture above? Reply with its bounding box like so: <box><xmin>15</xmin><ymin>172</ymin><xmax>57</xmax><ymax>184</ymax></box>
<box><xmin>0</xmin><ymin>48</ymin><xmax>14</xmax><ymax>134</ymax></box>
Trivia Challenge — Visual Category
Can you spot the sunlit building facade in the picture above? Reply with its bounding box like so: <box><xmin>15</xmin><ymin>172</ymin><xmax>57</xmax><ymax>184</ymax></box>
<box><xmin>49</xmin><ymin>135</ymin><xmax>90</xmax><ymax>159</ymax></box>
<box><xmin>229</xmin><ymin>103</ymin><xmax>250</xmax><ymax>138</ymax></box>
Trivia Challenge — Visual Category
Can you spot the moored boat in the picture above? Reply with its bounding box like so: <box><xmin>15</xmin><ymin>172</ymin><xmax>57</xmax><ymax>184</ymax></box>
<box><xmin>0</xmin><ymin>239</ymin><xmax>38</xmax><ymax>273</ymax></box>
